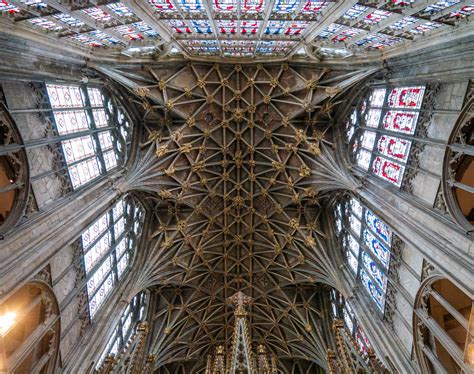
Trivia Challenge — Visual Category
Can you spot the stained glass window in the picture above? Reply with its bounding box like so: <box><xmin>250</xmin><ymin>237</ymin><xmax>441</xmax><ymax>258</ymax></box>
<box><xmin>46</xmin><ymin>84</ymin><xmax>131</xmax><ymax>189</ymax></box>
<box><xmin>334</xmin><ymin>198</ymin><xmax>395</xmax><ymax>312</ymax></box>
<box><xmin>333</xmin><ymin>294</ymin><xmax>373</xmax><ymax>357</ymax></box>
<box><xmin>349</xmin><ymin>85</ymin><xmax>425</xmax><ymax>187</ymax></box>
<box><xmin>97</xmin><ymin>291</ymin><xmax>148</xmax><ymax>365</ymax></box>
<box><xmin>83</xmin><ymin>197</ymin><xmax>145</xmax><ymax>319</ymax></box>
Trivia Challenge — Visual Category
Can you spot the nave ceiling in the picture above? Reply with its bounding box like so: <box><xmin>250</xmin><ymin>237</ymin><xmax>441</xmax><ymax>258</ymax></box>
<box><xmin>96</xmin><ymin>61</ymin><xmax>371</xmax><ymax>370</ymax></box>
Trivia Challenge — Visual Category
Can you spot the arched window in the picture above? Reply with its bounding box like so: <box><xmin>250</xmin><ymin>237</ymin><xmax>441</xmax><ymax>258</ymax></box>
<box><xmin>334</xmin><ymin>197</ymin><xmax>395</xmax><ymax>313</ymax></box>
<box><xmin>81</xmin><ymin>196</ymin><xmax>145</xmax><ymax>319</ymax></box>
<box><xmin>0</xmin><ymin>281</ymin><xmax>61</xmax><ymax>373</ymax></box>
<box><xmin>413</xmin><ymin>275</ymin><xmax>473</xmax><ymax>373</ymax></box>
<box><xmin>347</xmin><ymin>85</ymin><xmax>426</xmax><ymax>187</ymax></box>
<box><xmin>330</xmin><ymin>289</ymin><xmax>372</xmax><ymax>356</ymax></box>
<box><xmin>442</xmin><ymin>94</ymin><xmax>474</xmax><ymax>231</ymax></box>
<box><xmin>97</xmin><ymin>291</ymin><xmax>148</xmax><ymax>363</ymax></box>
<box><xmin>0</xmin><ymin>102</ymin><xmax>29</xmax><ymax>235</ymax></box>
<box><xmin>45</xmin><ymin>83</ymin><xmax>131</xmax><ymax>189</ymax></box>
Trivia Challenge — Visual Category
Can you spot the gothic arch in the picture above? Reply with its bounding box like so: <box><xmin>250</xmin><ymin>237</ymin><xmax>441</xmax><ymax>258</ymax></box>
<box><xmin>0</xmin><ymin>280</ymin><xmax>61</xmax><ymax>373</ymax></box>
<box><xmin>0</xmin><ymin>102</ymin><xmax>30</xmax><ymax>236</ymax></box>
<box><xmin>442</xmin><ymin>93</ymin><xmax>474</xmax><ymax>232</ymax></box>
<box><xmin>413</xmin><ymin>273</ymin><xmax>473</xmax><ymax>373</ymax></box>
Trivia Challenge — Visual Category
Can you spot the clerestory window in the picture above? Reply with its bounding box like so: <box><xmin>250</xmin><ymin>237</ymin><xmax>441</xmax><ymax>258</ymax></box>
<box><xmin>46</xmin><ymin>83</ymin><xmax>131</xmax><ymax>189</ymax></box>
<box><xmin>81</xmin><ymin>196</ymin><xmax>145</xmax><ymax>319</ymax></box>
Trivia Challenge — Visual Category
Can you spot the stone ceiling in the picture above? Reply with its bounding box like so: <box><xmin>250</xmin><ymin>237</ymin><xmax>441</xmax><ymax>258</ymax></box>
<box><xmin>1</xmin><ymin>0</ymin><xmax>472</xmax><ymax>60</ymax></box>
<box><xmin>101</xmin><ymin>61</ymin><xmax>367</xmax><ymax>370</ymax></box>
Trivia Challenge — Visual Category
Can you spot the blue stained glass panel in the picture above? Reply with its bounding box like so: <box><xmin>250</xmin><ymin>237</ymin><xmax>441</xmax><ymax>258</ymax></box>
<box><xmin>177</xmin><ymin>0</ymin><xmax>203</xmax><ymax>12</ymax></box>
<box><xmin>361</xmin><ymin>269</ymin><xmax>384</xmax><ymax>310</ymax></box>
<box><xmin>363</xmin><ymin>230</ymin><xmax>390</xmax><ymax>268</ymax></box>
<box><xmin>273</xmin><ymin>0</ymin><xmax>299</xmax><ymax>13</ymax></box>
<box><xmin>362</xmin><ymin>252</ymin><xmax>387</xmax><ymax>291</ymax></box>
<box><xmin>365</xmin><ymin>210</ymin><xmax>392</xmax><ymax>245</ymax></box>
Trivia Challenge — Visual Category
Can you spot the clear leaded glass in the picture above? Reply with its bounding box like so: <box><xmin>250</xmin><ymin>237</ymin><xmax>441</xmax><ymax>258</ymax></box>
<box><xmin>82</xmin><ymin>197</ymin><xmax>145</xmax><ymax>318</ymax></box>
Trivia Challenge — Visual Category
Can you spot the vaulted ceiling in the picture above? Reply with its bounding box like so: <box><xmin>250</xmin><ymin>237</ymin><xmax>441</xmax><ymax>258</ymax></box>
<box><xmin>1</xmin><ymin>0</ymin><xmax>472</xmax><ymax>61</ymax></box>
<box><xmin>99</xmin><ymin>61</ymin><xmax>367</xmax><ymax>370</ymax></box>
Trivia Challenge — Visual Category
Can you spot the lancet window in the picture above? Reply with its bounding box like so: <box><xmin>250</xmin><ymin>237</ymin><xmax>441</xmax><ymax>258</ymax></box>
<box><xmin>330</xmin><ymin>290</ymin><xmax>372</xmax><ymax>357</ymax></box>
<box><xmin>45</xmin><ymin>83</ymin><xmax>131</xmax><ymax>189</ymax></box>
<box><xmin>334</xmin><ymin>198</ymin><xmax>394</xmax><ymax>313</ymax></box>
<box><xmin>81</xmin><ymin>196</ymin><xmax>145</xmax><ymax>319</ymax></box>
<box><xmin>97</xmin><ymin>291</ymin><xmax>148</xmax><ymax>362</ymax></box>
<box><xmin>347</xmin><ymin>85</ymin><xmax>426</xmax><ymax>187</ymax></box>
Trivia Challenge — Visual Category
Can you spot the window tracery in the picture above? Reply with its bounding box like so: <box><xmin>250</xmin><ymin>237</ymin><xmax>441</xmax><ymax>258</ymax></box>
<box><xmin>45</xmin><ymin>83</ymin><xmax>131</xmax><ymax>190</ymax></box>
<box><xmin>347</xmin><ymin>85</ymin><xmax>426</xmax><ymax>187</ymax></box>
<box><xmin>0</xmin><ymin>281</ymin><xmax>61</xmax><ymax>373</ymax></box>
<box><xmin>334</xmin><ymin>197</ymin><xmax>397</xmax><ymax>313</ymax></box>
<box><xmin>413</xmin><ymin>274</ymin><xmax>474</xmax><ymax>373</ymax></box>
<box><xmin>80</xmin><ymin>196</ymin><xmax>145</xmax><ymax>319</ymax></box>
<box><xmin>442</xmin><ymin>84</ymin><xmax>474</xmax><ymax>231</ymax></box>
<box><xmin>97</xmin><ymin>291</ymin><xmax>148</xmax><ymax>363</ymax></box>
<box><xmin>0</xmin><ymin>101</ymin><xmax>29</xmax><ymax>235</ymax></box>
<box><xmin>330</xmin><ymin>290</ymin><xmax>373</xmax><ymax>358</ymax></box>
<box><xmin>1</xmin><ymin>0</ymin><xmax>471</xmax><ymax>59</ymax></box>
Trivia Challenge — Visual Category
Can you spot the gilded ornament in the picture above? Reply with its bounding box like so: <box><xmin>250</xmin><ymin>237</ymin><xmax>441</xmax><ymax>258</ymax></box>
<box><xmin>292</xmin><ymin>193</ymin><xmax>300</xmax><ymax>203</ymax></box>
<box><xmin>234</xmin><ymin>90</ymin><xmax>241</xmax><ymax>100</ymax></box>
<box><xmin>159</xmin><ymin>189</ymin><xmax>173</xmax><ymax>199</ymax></box>
<box><xmin>247</xmin><ymin>78</ymin><xmax>255</xmax><ymax>86</ymax></box>
<box><xmin>308</xmin><ymin>142</ymin><xmax>321</xmax><ymax>156</ymax></box>
<box><xmin>281</xmin><ymin>62</ymin><xmax>289</xmax><ymax>70</ymax></box>
<box><xmin>247</xmin><ymin>104</ymin><xmax>256</xmax><ymax>113</ymax></box>
<box><xmin>305</xmin><ymin>79</ymin><xmax>317</xmax><ymax>90</ymax></box>
<box><xmin>274</xmin><ymin>244</ymin><xmax>282</xmax><ymax>254</ymax></box>
<box><xmin>148</xmin><ymin>130</ymin><xmax>162</xmax><ymax>142</ymax></box>
<box><xmin>180</xmin><ymin>143</ymin><xmax>192</xmax><ymax>153</ymax></box>
<box><xmin>192</xmin><ymin>161</ymin><xmax>205</xmax><ymax>172</ymax></box>
<box><xmin>165</xmin><ymin>100</ymin><xmax>174</xmax><ymax>110</ymax></box>
<box><xmin>263</xmin><ymin>95</ymin><xmax>271</xmax><ymax>104</ymax></box>
<box><xmin>270</xmin><ymin>77</ymin><xmax>279</xmax><ymax>88</ymax></box>
<box><xmin>186</xmin><ymin>117</ymin><xmax>195</xmax><ymax>127</ymax></box>
<box><xmin>158</xmin><ymin>80</ymin><xmax>166</xmax><ymax>91</ymax></box>
<box><xmin>234</xmin><ymin>64</ymin><xmax>242</xmax><ymax>72</ymax></box>
<box><xmin>282</xmin><ymin>116</ymin><xmax>290</xmax><ymax>127</ymax></box>
<box><xmin>161</xmin><ymin>237</ymin><xmax>173</xmax><ymax>249</ymax></box>
<box><xmin>289</xmin><ymin>218</ymin><xmax>299</xmax><ymax>230</ymax></box>
<box><xmin>305</xmin><ymin>324</ymin><xmax>312</xmax><ymax>332</ymax></box>
<box><xmin>295</xmin><ymin>129</ymin><xmax>307</xmax><ymax>143</ymax></box>
<box><xmin>272</xmin><ymin>161</ymin><xmax>284</xmax><ymax>172</ymax></box>
<box><xmin>155</xmin><ymin>145</ymin><xmax>168</xmax><ymax>158</ymax></box>
<box><xmin>200</xmin><ymin>177</ymin><xmax>208</xmax><ymax>185</ymax></box>
<box><xmin>305</xmin><ymin>235</ymin><xmax>315</xmax><ymax>246</ymax></box>
<box><xmin>177</xmin><ymin>220</ymin><xmax>187</xmax><ymax>232</ymax></box>
<box><xmin>184</xmin><ymin>88</ymin><xmax>192</xmax><ymax>98</ymax></box>
<box><xmin>206</xmin><ymin>95</ymin><xmax>214</xmax><ymax>104</ymax></box>
<box><xmin>248</xmin><ymin>120</ymin><xmax>255</xmax><ymax>128</ymax></box>
<box><xmin>164</xmin><ymin>165</ymin><xmax>175</xmax><ymax>176</ymax></box>
<box><xmin>299</xmin><ymin>165</ymin><xmax>311</xmax><ymax>177</ymax></box>
<box><xmin>275</xmin><ymin>203</ymin><xmax>283</xmax><ymax>214</ymax></box>
<box><xmin>134</xmin><ymin>86</ymin><xmax>150</xmax><ymax>97</ymax></box>
<box><xmin>197</xmin><ymin>79</ymin><xmax>206</xmax><ymax>88</ymax></box>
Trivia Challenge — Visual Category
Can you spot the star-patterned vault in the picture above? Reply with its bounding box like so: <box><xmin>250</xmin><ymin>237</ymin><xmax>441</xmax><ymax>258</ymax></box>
<box><xmin>99</xmin><ymin>61</ymin><xmax>369</xmax><ymax>371</ymax></box>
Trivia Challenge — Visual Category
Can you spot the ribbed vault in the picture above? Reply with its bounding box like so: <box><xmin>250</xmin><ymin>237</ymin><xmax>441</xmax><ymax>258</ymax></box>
<box><xmin>98</xmin><ymin>62</ymin><xmax>372</xmax><ymax>371</ymax></box>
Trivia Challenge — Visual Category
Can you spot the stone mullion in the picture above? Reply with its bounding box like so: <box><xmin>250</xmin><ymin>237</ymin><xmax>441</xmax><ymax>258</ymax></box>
<box><xmin>357</xmin><ymin>179</ymin><xmax>473</xmax><ymax>294</ymax></box>
<box><xmin>0</xmin><ymin>125</ymin><xmax>117</xmax><ymax>157</ymax></box>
